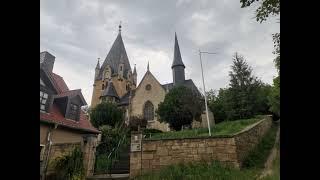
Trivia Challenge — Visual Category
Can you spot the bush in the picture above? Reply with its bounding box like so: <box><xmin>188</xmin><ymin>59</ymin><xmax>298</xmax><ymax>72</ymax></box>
<box><xmin>90</xmin><ymin>102</ymin><xmax>124</xmax><ymax>128</ymax></box>
<box><xmin>52</xmin><ymin>147</ymin><xmax>85</xmax><ymax>180</ymax></box>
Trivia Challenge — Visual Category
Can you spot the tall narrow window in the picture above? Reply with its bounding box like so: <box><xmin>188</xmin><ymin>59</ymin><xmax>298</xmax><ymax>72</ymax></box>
<box><xmin>102</xmin><ymin>84</ymin><xmax>105</xmax><ymax>90</ymax></box>
<box><xmin>69</xmin><ymin>103</ymin><xmax>79</xmax><ymax>120</ymax></box>
<box><xmin>40</xmin><ymin>91</ymin><xmax>48</xmax><ymax>112</ymax></box>
<box><xmin>143</xmin><ymin>101</ymin><xmax>154</xmax><ymax>121</ymax></box>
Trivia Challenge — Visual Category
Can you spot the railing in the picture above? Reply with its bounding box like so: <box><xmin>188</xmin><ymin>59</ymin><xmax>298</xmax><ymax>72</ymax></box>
<box><xmin>105</xmin><ymin>133</ymin><xmax>127</xmax><ymax>174</ymax></box>
<box><xmin>95</xmin><ymin>120</ymin><xmax>129</xmax><ymax>175</ymax></box>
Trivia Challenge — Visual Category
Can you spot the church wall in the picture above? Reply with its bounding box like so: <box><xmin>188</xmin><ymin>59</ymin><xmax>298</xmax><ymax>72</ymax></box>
<box><xmin>130</xmin><ymin>72</ymin><xmax>169</xmax><ymax>132</ymax></box>
<box><xmin>91</xmin><ymin>80</ymin><xmax>104</xmax><ymax>108</ymax></box>
<box><xmin>91</xmin><ymin>76</ymin><xmax>135</xmax><ymax>108</ymax></box>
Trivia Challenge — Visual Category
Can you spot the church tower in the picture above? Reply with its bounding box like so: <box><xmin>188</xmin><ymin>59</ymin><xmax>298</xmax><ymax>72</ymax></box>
<box><xmin>91</xmin><ymin>24</ymin><xmax>136</xmax><ymax>107</ymax></box>
<box><xmin>172</xmin><ymin>33</ymin><xmax>185</xmax><ymax>86</ymax></box>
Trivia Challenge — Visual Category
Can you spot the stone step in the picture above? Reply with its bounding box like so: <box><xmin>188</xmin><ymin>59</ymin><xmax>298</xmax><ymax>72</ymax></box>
<box><xmin>109</xmin><ymin>169</ymin><xmax>130</xmax><ymax>174</ymax></box>
<box><xmin>87</xmin><ymin>173</ymin><xmax>129</xmax><ymax>180</ymax></box>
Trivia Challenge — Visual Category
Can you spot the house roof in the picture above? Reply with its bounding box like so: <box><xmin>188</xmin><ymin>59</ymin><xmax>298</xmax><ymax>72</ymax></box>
<box><xmin>40</xmin><ymin>68</ymin><xmax>99</xmax><ymax>134</ymax></box>
<box><xmin>55</xmin><ymin>89</ymin><xmax>87</xmax><ymax>105</ymax></box>
<box><xmin>40</xmin><ymin>104</ymin><xmax>100</xmax><ymax>134</ymax></box>
<box><xmin>51</xmin><ymin>72</ymin><xmax>69</xmax><ymax>93</ymax></box>
<box><xmin>98</xmin><ymin>32</ymin><xmax>132</xmax><ymax>80</ymax></box>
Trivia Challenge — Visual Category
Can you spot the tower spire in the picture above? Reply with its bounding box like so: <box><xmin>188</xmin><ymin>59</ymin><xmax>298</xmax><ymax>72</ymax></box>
<box><xmin>147</xmin><ymin>61</ymin><xmax>149</xmax><ymax>71</ymax></box>
<box><xmin>96</xmin><ymin>58</ymin><xmax>100</xmax><ymax>69</ymax></box>
<box><xmin>172</xmin><ymin>33</ymin><xmax>185</xmax><ymax>86</ymax></box>
<box><xmin>133</xmin><ymin>64</ymin><xmax>137</xmax><ymax>74</ymax></box>
<box><xmin>172</xmin><ymin>32</ymin><xmax>185</xmax><ymax>68</ymax></box>
<box><xmin>119</xmin><ymin>21</ymin><xmax>122</xmax><ymax>33</ymax></box>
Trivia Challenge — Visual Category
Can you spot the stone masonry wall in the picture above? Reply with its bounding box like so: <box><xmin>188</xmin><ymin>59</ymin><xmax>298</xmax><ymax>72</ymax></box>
<box><xmin>234</xmin><ymin>115</ymin><xmax>273</xmax><ymax>166</ymax></box>
<box><xmin>130</xmin><ymin>116</ymin><xmax>272</xmax><ymax>178</ymax></box>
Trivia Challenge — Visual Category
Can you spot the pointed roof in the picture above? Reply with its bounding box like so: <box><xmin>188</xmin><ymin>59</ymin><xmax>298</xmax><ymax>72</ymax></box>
<box><xmin>96</xmin><ymin>58</ymin><xmax>100</xmax><ymax>69</ymax></box>
<box><xmin>133</xmin><ymin>64</ymin><xmax>137</xmax><ymax>75</ymax></box>
<box><xmin>101</xmin><ymin>81</ymin><xmax>119</xmax><ymax>99</ymax></box>
<box><xmin>98</xmin><ymin>29</ymin><xmax>132</xmax><ymax>80</ymax></box>
<box><xmin>172</xmin><ymin>33</ymin><xmax>185</xmax><ymax>68</ymax></box>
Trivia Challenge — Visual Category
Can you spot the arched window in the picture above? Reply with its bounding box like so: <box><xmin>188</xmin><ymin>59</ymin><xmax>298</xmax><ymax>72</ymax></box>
<box><xmin>102</xmin><ymin>84</ymin><xmax>105</xmax><ymax>90</ymax></box>
<box><xmin>144</xmin><ymin>101</ymin><xmax>154</xmax><ymax>121</ymax></box>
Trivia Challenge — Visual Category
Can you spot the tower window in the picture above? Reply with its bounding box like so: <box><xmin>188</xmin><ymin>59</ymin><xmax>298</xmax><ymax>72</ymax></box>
<box><xmin>40</xmin><ymin>91</ymin><xmax>48</xmax><ymax>112</ymax></box>
<box><xmin>102</xmin><ymin>84</ymin><xmax>105</xmax><ymax>90</ymax></box>
<box><xmin>143</xmin><ymin>101</ymin><xmax>154</xmax><ymax>121</ymax></box>
<box><xmin>120</xmin><ymin>66</ymin><xmax>123</xmax><ymax>71</ymax></box>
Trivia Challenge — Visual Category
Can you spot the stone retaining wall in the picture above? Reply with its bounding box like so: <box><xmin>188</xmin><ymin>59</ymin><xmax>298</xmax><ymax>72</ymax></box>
<box><xmin>130</xmin><ymin>116</ymin><xmax>272</xmax><ymax>178</ymax></box>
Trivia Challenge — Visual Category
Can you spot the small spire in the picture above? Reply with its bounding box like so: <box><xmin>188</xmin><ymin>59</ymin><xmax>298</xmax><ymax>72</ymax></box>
<box><xmin>119</xmin><ymin>21</ymin><xmax>122</xmax><ymax>33</ymax></box>
<box><xmin>147</xmin><ymin>61</ymin><xmax>149</xmax><ymax>71</ymax></box>
<box><xmin>133</xmin><ymin>64</ymin><xmax>137</xmax><ymax>75</ymax></box>
<box><xmin>96</xmin><ymin>58</ymin><xmax>100</xmax><ymax>69</ymax></box>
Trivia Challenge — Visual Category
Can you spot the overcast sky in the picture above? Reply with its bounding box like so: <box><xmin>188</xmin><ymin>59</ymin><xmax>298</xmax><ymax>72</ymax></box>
<box><xmin>40</xmin><ymin>0</ymin><xmax>279</xmax><ymax>105</ymax></box>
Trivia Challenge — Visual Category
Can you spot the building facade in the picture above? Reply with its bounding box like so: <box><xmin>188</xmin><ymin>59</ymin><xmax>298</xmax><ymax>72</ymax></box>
<box><xmin>91</xmin><ymin>26</ymin><xmax>214</xmax><ymax>132</ymax></box>
<box><xmin>40</xmin><ymin>51</ymin><xmax>100</xmax><ymax>178</ymax></box>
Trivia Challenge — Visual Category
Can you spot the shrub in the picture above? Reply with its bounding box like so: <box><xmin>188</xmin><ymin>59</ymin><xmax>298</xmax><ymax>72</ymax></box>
<box><xmin>52</xmin><ymin>147</ymin><xmax>85</xmax><ymax>180</ymax></box>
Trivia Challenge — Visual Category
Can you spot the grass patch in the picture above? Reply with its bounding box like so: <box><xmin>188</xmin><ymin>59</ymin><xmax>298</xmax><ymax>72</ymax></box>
<box><xmin>261</xmin><ymin>141</ymin><xmax>280</xmax><ymax>180</ymax></box>
<box><xmin>135</xmin><ymin>161</ymin><xmax>260</xmax><ymax>180</ymax></box>
<box><xmin>146</xmin><ymin>117</ymin><xmax>261</xmax><ymax>140</ymax></box>
<box><xmin>243</xmin><ymin>124</ymin><xmax>279</xmax><ymax>168</ymax></box>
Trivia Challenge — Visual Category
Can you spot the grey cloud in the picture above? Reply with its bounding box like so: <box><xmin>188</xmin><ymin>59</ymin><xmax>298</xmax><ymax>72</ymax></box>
<box><xmin>40</xmin><ymin>0</ymin><xmax>279</xmax><ymax>103</ymax></box>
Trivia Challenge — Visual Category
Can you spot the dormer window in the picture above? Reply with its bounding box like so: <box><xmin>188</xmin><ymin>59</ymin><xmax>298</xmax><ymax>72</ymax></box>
<box><xmin>40</xmin><ymin>91</ymin><xmax>48</xmax><ymax>112</ymax></box>
<box><xmin>68</xmin><ymin>103</ymin><xmax>79</xmax><ymax>121</ymax></box>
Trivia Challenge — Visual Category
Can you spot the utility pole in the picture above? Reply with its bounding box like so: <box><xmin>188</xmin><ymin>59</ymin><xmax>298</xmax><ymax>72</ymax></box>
<box><xmin>199</xmin><ymin>50</ymin><xmax>217</xmax><ymax>136</ymax></box>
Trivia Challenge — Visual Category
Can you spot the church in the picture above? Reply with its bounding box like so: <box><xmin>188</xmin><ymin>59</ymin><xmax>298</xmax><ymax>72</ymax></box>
<box><xmin>90</xmin><ymin>25</ymin><xmax>214</xmax><ymax>132</ymax></box>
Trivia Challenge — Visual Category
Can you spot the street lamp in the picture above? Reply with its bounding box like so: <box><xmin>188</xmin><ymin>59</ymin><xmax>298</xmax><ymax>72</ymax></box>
<box><xmin>199</xmin><ymin>50</ymin><xmax>217</xmax><ymax>136</ymax></box>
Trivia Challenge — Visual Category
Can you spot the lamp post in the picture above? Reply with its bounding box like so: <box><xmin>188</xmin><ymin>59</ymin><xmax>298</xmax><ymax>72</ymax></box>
<box><xmin>199</xmin><ymin>50</ymin><xmax>217</xmax><ymax>136</ymax></box>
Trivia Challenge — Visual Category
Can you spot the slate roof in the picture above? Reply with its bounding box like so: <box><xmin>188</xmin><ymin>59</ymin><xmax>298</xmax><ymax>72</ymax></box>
<box><xmin>98</xmin><ymin>32</ymin><xmax>132</xmax><ymax>80</ymax></box>
<box><xmin>119</xmin><ymin>91</ymin><xmax>131</xmax><ymax>106</ymax></box>
<box><xmin>101</xmin><ymin>81</ymin><xmax>119</xmax><ymax>99</ymax></box>
<box><xmin>161</xmin><ymin>79</ymin><xmax>201</xmax><ymax>96</ymax></box>
<box><xmin>172</xmin><ymin>33</ymin><xmax>185</xmax><ymax>68</ymax></box>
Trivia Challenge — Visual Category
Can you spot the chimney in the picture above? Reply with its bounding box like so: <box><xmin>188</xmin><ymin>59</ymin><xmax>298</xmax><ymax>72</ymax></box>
<box><xmin>40</xmin><ymin>51</ymin><xmax>55</xmax><ymax>72</ymax></box>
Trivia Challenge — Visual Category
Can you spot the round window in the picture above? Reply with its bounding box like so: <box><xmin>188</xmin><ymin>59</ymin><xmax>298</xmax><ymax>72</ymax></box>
<box><xmin>145</xmin><ymin>84</ymin><xmax>151</xmax><ymax>91</ymax></box>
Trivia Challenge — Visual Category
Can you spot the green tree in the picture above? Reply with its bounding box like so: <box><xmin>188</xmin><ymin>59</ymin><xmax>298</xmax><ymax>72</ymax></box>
<box><xmin>240</xmin><ymin>0</ymin><xmax>280</xmax><ymax>23</ymax></box>
<box><xmin>268</xmin><ymin>76</ymin><xmax>280</xmax><ymax>117</ymax></box>
<box><xmin>226</xmin><ymin>53</ymin><xmax>263</xmax><ymax>120</ymax></box>
<box><xmin>240</xmin><ymin>0</ymin><xmax>280</xmax><ymax>118</ymax></box>
<box><xmin>268</xmin><ymin>33</ymin><xmax>280</xmax><ymax>118</ymax></box>
<box><xmin>89</xmin><ymin>102</ymin><xmax>124</xmax><ymax>128</ymax></box>
<box><xmin>157</xmin><ymin>86</ymin><xmax>204</xmax><ymax>131</ymax></box>
<box><xmin>207</xmin><ymin>88</ymin><xmax>228</xmax><ymax>123</ymax></box>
